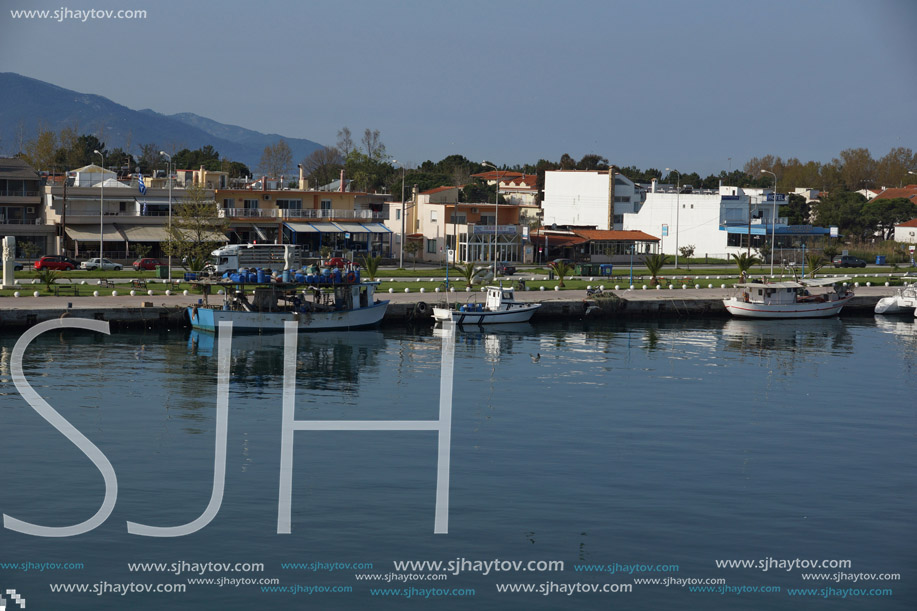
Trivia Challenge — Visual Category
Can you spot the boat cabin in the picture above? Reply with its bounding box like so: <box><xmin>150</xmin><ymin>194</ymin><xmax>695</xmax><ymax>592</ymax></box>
<box><xmin>737</xmin><ymin>279</ymin><xmax>849</xmax><ymax>305</ymax></box>
<box><xmin>485</xmin><ymin>286</ymin><xmax>519</xmax><ymax>310</ymax></box>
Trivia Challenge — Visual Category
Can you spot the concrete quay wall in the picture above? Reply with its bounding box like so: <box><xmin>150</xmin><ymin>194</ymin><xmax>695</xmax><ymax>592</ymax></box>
<box><xmin>0</xmin><ymin>289</ymin><xmax>887</xmax><ymax>331</ymax></box>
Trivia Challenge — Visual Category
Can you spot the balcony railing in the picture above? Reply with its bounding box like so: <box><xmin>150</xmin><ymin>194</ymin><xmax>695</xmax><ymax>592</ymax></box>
<box><xmin>218</xmin><ymin>208</ymin><xmax>386</xmax><ymax>221</ymax></box>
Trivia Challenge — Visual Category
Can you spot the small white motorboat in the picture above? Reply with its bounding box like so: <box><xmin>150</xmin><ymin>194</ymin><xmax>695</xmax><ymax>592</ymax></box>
<box><xmin>723</xmin><ymin>278</ymin><xmax>854</xmax><ymax>319</ymax></box>
<box><xmin>432</xmin><ymin>286</ymin><xmax>541</xmax><ymax>325</ymax></box>
<box><xmin>874</xmin><ymin>285</ymin><xmax>917</xmax><ymax>316</ymax></box>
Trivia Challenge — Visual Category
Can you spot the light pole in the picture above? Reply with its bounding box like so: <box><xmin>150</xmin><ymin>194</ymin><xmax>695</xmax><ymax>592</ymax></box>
<box><xmin>761</xmin><ymin>169</ymin><xmax>778</xmax><ymax>275</ymax></box>
<box><xmin>666</xmin><ymin>168</ymin><xmax>680</xmax><ymax>268</ymax></box>
<box><xmin>482</xmin><ymin>161</ymin><xmax>501</xmax><ymax>279</ymax></box>
<box><xmin>160</xmin><ymin>151</ymin><xmax>173</xmax><ymax>281</ymax></box>
<box><xmin>393</xmin><ymin>160</ymin><xmax>406</xmax><ymax>268</ymax></box>
<box><xmin>94</xmin><ymin>150</ymin><xmax>104</xmax><ymax>259</ymax></box>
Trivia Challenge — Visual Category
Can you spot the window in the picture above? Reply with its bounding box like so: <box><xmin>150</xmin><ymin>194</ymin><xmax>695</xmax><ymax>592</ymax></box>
<box><xmin>614</xmin><ymin>196</ymin><xmax>630</xmax><ymax>202</ymax></box>
<box><xmin>430</xmin><ymin>210</ymin><xmax>438</xmax><ymax>223</ymax></box>
<box><xmin>243</xmin><ymin>199</ymin><xmax>259</xmax><ymax>209</ymax></box>
<box><xmin>449</xmin><ymin>214</ymin><xmax>467</xmax><ymax>224</ymax></box>
<box><xmin>480</xmin><ymin>214</ymin><xmax>495</xmax><ymax>225</ymax></box>
<box><xmin>320</xmin><ymin>199</ymin><xmax>332</xmax><ymax>211</ymax></box>
<box><xmin>223</xmin><ymin>198</ymin><xmax>235</xmax><ymax>209</ymax></box>
<box><xmin>427</xmin><ymin>238</ymin><xmax>437</xmax><ymax>254</ymax></box>
<box><xmin>276</xmin><ymin>199</ymin><xmax>303</xmax><ymax>210</ymax></box>
<box><xmin>396</xmin><ymin>209</ymin><xmax>401</xmax><ymax>220</ymax></box>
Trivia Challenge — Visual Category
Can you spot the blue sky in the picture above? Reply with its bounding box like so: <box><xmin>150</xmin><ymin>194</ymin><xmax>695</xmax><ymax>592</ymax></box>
<box><xmin>1</xmin><ymin>0</ymin><xmax>915</xmax><ymax>175</ymax></box>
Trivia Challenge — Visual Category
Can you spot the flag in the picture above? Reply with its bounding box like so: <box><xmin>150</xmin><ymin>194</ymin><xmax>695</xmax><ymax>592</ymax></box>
<box><xmin>142</xmin><ymin>201</ymin><xmax>148</xmax><ymax>216</ymax></box>
<box><xmin>138</xmin><ymin>173</ymin><xmax>147</xmax><ymax>195</ymax></box>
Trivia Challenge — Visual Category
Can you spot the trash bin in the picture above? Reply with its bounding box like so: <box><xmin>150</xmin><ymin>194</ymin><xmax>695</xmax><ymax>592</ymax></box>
<box><xmin>156</xmin><ymin>265</ymin><xmax>168</xmax><ymax>279</ymax></box>
<box><xmin>876</xmin><ymin>255</ymin><xmax>886</xmax><ymax>265</ymax></box>
<box><xmin>600</xmin><ymin>264</ymin><xmax>614</xmax><ymax>276</ymax></box>
<box><xmin>548</xmin><ymin>270</ymin><xmax>555</xmax><ymax>280</ymax></box>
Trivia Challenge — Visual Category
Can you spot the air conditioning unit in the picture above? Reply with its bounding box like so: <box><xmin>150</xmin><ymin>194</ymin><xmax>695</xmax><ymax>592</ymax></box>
<box><xmin>263</xmin><ymin>194</ymin><xmax>271</xmax><ymax>200</ymax></box>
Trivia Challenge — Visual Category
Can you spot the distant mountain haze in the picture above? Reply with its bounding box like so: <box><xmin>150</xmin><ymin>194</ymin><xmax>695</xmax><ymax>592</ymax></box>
<box><xmin>0</xmin><ymin>72</ymin><xmax>324</xmax><ymax>170</ymax></box>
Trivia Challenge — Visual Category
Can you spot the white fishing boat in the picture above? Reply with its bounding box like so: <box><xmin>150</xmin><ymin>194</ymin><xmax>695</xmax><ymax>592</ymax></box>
<box><xmin>874</xmin><ymin>285</ymin><xmax>917</xmax><ymax>316</ymax></box>
<box><xmin>432</xmin><ymin>286</ymin><xmax>541</xmax><ymax>325</ymax></box>
<box><xmin>188</xmin><ymin>281</ymin><xmax>388</xmax><ymax>332</ymax></box>
<box><xmin>723</xmin><ymin>278</ymin><xmax>853</xmax><ymax>318</ymax></box>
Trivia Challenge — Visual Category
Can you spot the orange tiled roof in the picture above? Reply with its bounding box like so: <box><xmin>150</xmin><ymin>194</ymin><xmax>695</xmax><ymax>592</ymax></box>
<box><xmin>872</xmin><ymin>185</ymin><xmax>917</xmax><ymax>202</ymax></box>
<box><xmin>471</xmin><ymin>170</ymin><xmax>524</xmax><ymax>180</ymax></box>
<box><xmin>896</xmin><ymin>218</ymin><xmax>917</xmax><ymax>228</ymax></box>
<box><xmin>421</xmin><ymin>185</ymin><xmax>461</xmax><ymax>195</ymax></box>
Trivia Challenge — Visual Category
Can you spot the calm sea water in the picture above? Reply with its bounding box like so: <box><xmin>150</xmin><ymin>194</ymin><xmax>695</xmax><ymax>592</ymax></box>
<box><xmin>0</xmin><ymin>317</ymin><xmax>914</xmax><ymax>610</ymax></box>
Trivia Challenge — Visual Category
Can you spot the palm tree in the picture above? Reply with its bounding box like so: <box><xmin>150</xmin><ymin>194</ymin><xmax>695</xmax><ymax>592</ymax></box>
<box><xmin>642</xmin><ymin>253</ymin><xmax>667</xmax><ymax>286</ymax></box>
<box><xmin>453</xmin><ymin>261</ymin><xmax>479</xmax><ymax>287</ymax></box>
<box><xmin>552</xmin><ymin>261</ymin><xmax>574</xmax><ymax>288</ymax></box>
<box><xmin>731</xmin><ymin>252</ymin><xmax>759</xmax><ymax>281</ymax></box>
<box><xmin>360</xmin><ymin>254</ymin><xmax>382</xmax><ymax>281</ymax></box>
<box><xmin>804</xmin><ymin>253</ymin><xmax>825</xmax><ymax>278</ymax></box>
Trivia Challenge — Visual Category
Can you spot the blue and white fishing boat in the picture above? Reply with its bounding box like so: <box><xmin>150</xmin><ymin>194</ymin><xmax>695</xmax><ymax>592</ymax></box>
<box><xmin>188</xmin><ymin>281</ymin><xmax>388</xmax><ymax>332</ymax></box>
<box><xmin>432</xmin><ymin>286</ymin><xmax>541</xmax><ymax>325</ymax></box>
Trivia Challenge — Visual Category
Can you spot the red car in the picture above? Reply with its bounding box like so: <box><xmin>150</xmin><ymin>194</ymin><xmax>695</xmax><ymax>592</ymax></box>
<box><xmin>34</xmin><ymin>255</ymin><xmax>78</xmax><ymax>271</ymax></box>
<box><xmin>132</xmin><ymin>257</ymin><xmax>163</xmax><ymax>271</ymax></box>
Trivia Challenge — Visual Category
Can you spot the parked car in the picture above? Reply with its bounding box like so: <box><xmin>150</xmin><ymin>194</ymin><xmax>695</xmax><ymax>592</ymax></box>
<box><xmin>80</xmin><ymin>258</ymin><xmax>123</xmax><ymax>271</ymax></box>
<box><xmin>548</xmin><ymin>258</ymin><xmax>576</xmax><ymax>270</ymax></box>
<box><xmin>833</xmin><ymin>255</ymin><xmax>866</xmax><ymax>268</ymax></box>
<box><xmin>496</xmin><ymin>261</ymin><xmax>516</xmax><ymax>275</ymax></box>
<box><xmin>132</xmin><ymin>257</ymin><xmax>163</xmax><ymax>271</ymax></box>
<box><xmin>34</xmin><ymin>255</ymin><xmax>78</xmax><ymax>271</ymax></box>
<box><xmin>12</xmin><ymin>261</ymin><xmax>24</xmax><ymax>271</ymax></box>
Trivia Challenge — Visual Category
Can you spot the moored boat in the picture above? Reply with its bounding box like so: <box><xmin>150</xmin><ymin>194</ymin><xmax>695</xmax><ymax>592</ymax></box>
<box><xmin>188</xmin><ymin>281</ymin><xmax>388</xmax><ymax>332</ymax></box>
<box><xmin>432</xmin><ymin>286</ymin><xmax>541</xmax><ymax>325</ymax></box>
<box><xmin>874</xmin><ymin>285</ymin><xmax>917</xmax><ymax>316</ymax></box>
<box><xmin>723</xmin><ymin>278</ymin><xmax>853</xmax><ymax>319</ymax></box>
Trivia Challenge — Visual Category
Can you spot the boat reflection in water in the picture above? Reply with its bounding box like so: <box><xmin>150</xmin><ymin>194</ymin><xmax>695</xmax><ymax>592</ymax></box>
<box><xmin>720</xmin><ymin>317</ymin><xmax>853</xmax><ymax>356</ymax></box>
<box><xmin>433</xmin><ymin>322</ymin><xmax>534</xmax><ymax>361</ymax></box>
<box><xmin>187</xmin><ymin>329</ymin><xmax>386</xmax><ymax>391</ymax></box>
<box><xmin>874</xmin><ymin>316</ymin><xmax>917</xmax><ymax>338</ymax></box>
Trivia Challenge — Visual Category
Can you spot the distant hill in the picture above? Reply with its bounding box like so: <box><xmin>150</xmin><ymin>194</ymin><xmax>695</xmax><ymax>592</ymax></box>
<box><xmin>0</xmin><ymin>72</ymin><xmax>325</xmax><ymax>171</ymax></box>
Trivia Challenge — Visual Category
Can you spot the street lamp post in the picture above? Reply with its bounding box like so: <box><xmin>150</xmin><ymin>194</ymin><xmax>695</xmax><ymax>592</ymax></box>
<box><xmin>482</xmin><ymin>161</ymin><xmax>501</xmax><ymax>279</ymax></box>
<box><xmin>666</xmin><ymin>168</ymin><xmax>680</xmax><ymax>268</ymax></box>
<box><xmin>160</xmin><ymin>151</ymin><xmax>173</xmax><ymax>281</ymax></box>
<box><xmin>393</xmin><ymin>160</ymin><xmax>406</xmax><ymax>268</ymax></box>
<box><xmin>94</xmin><ymin>150</ymin><xmax>104</xmax><ymax>259</ymax></box>
<box><xmin>761</xmin><ymin>170</ymin><xmax>778</xmax><ymax>276</ymax></box>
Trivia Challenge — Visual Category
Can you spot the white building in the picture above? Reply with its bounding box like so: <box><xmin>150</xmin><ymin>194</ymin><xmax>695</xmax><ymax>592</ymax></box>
<box><xmin>542</xmin><ymin>169</ymin><xmax>642</xmax><ymax>230</ymax></box>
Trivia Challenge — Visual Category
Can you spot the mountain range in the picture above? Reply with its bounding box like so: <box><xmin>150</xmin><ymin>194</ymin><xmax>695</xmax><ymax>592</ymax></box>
<box><xmin>0</xmin><ymin>72</ymin><xmax>325</xmax><ymax>170</ymax></box>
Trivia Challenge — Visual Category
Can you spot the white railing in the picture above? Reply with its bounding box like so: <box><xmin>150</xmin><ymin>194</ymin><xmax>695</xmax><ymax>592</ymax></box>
<box><xmin>219</xmin><ymin>208</ymin><xmax>386</xmax><ymax>221</ymax></box>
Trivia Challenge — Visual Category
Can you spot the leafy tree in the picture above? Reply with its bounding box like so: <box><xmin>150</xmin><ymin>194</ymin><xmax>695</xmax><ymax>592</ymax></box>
<box><xmin>345</xmin><ymin>150</ymin><xmax>394</xmax><ymax>193</ymax></box>
<box><xmin>336</xmin><ymin>127</ymin><xmax>354</xmax><ymax>156</ymax></box>
<box><xmin>822</xmin><ymin>240</ymin><xmax>840</xmax><ymax>262</ymax></box>
<box><xmin>132</xmin><ymin>243</ymin><xmax>151</xmax><ymax>260</ymax></box>
<box><xmin>36</xmin><ymin>268</ymin><xmax>59</xmax><ymax>292</ymax></box>
<box><xmin>163</xmin><ymin>184</ymin><xmax>229</xmax><ymax>271</ymax></box>
<box><xmin>679</xmin><ymin>244</ymin><xmax>695</xmax><ymax>269</ymax></box>
<box><xmin>23</xmin><ymin>125</ymin><xmax>57</xmax><ymax>171</ymax></box>
<box><xmin>137</xmin><ymin>143</ymin><xmax>161</xmax><ymax>175</ymax></box>
<box><xmin>301</xmin><ymin>147</ymin><xmax>344</xmax><ymax>188</ymax></box>
<box><xmin>361</xmin><ymin>128</ymin><xmax>385</xmax><ymax>159</ymax></box>
<box><xmin>835</xmin><ymin>148</ymin><xmax>875</xmax><ymax>192</ymax></box>
<box><xmin>576</xmin><ymin>154</ymin><xmax>608</xmax><ymax>170</ymax></box>
<box><xmin>257</xmin><ymin>139</ymin><xmax>293</xmax><ymax>177</ymax></box>
<box><xmin>784</xmin><ymin>193</ymin><xmax>811</xmax><ymax>225</ymax></box>
<box><xmin>559</xmin><ymin>153</ymin><xmax>576</xmax><ymax>170</ymax></box>
<box><xmin>404</xmin><ymin>239</ymin><xmax>422</xmax><ymax>269</ymax></box>
<box><xmin>813</xmin><ymin>192</ymin><xmax>868</xmax><ymax>239</ymax></box>
<box><xmin>863</xmin><ymin>198</ymin><xmax>916</xmax><ymax>240</ymax></box>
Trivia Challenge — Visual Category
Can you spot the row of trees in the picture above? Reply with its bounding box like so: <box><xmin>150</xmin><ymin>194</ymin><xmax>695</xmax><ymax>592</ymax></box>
<box><xmin>17</xmin><ymin>124</ymin><xmax>251</xmax><ymax>178</ymax></box>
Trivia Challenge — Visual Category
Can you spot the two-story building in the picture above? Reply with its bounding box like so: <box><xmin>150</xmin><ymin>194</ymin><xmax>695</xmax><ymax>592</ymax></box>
<box><xmin>216</xmin><ymin>181</ymin><xmax>391</xmax><ymax>258</ymax></box>
<box><xmin>44</xmin><ymin>164</ymin><xmax>219</xmax><ymax>259</ymax></box>
<box><xmin>0</xmin><ymin>158</ymin><xmax>55</xmax><ymax>256</ymax></box>
<box><xmin>542</xmin><ymin>169</ymin><xmax>643</xmax><ymax>231</ymax></box>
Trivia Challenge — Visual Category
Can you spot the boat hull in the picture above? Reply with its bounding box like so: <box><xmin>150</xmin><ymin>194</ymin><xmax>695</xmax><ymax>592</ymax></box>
<box><xmin>432</xmin><ymin>304</ymin><xmax>540</xmax><ymax>325</ymax></box>
<box><xmin>874</xmin><ymin>288</ymin><xmax>917</xmax><ymax>315</ymax></box>
<box><xmin>188</xmin><ymin>301</ymin><xmax>389</xmax><ymax>332</ymax></box>
<box><xmin>723</xmin><ymin>295</ymin><xmax>852</xmax><ymax>319</ymax></box>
